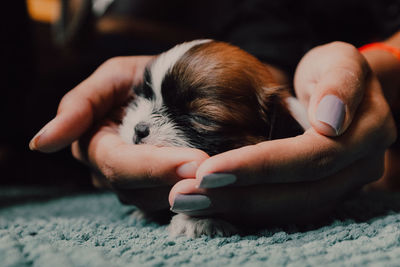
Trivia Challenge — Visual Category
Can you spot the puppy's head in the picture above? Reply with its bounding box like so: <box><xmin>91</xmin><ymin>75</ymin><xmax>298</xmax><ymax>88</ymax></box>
<box><xmin>119</xmin><ymin>40</ymin><xmax>303</xmax><ymax>155</ymax></box>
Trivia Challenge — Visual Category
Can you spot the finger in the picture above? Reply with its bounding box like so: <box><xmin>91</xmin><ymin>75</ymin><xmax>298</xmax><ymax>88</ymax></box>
<box><xmin>169</xmin><ymin>153</ymin><xmax>384</xmax><ymax>224</ymax></box>
<box><xmin>294</xmin><ymin>42</ymin><xmax>369</xmax><ymax>136</ymax></box>
<box><xmin>82</xmin><ymin>124</ymin><xmax>209</xmax><ymax>188</ymax></box>
<box><xmin>29</xmin><ymin>56</ymin><xmax>153</xmax><ymax>153</ymax></box>
<box><xmin>195</xmin><ymin>83</ymin><xmax>394</xmax><ymax>186</ymax></box>
<box><xmin>73</xmin><ymin>141</ymin><xmax>111</xmax><ymax>189</ymax></box>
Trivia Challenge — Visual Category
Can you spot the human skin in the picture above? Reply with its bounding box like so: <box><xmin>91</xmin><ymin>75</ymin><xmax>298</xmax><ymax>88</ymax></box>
<box><xmin>168</xmin><ymin>41</ymin><xmax>398</xmax><ymax>224</ymax></box>
<box><xmin>30</xmin><ymin>38</ymin><xmax>398</xmax><ymax>223</ymax></box>
<box><xmin>360</xmin><ymin>32</ymin><xmax>400</xmax><ymax>191</ymax></box>
<box><xmin>29</xmin><ymin>56</ymin><xmax>209</xmax><ymax>211</ymax></box>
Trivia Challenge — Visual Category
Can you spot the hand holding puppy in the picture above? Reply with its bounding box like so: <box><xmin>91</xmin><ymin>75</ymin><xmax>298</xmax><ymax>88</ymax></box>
<box><xmin>29</xmin><ymin>56</ymin><xmax>209</xmax><ymax>212</ymax></box>
<box><xmin>169</xmin><ymin>41</ymin><xmax>396</xmax><ymax>225</ymax></box>
<box><xmin>30</xmin><ymin>41</ymin><xmax>396</xmax><ymax>227</ymax></box>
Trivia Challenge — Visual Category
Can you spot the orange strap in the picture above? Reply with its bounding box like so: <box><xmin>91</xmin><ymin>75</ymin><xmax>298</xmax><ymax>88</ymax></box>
<box><xmin>359</xmin><ymin>42</ymin><xmax>400</xmax><ymax>62</ymax></box>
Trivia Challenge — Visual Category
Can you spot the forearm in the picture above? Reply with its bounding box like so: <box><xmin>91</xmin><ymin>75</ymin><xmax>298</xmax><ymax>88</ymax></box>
<box><xmin>361</xmin><ymin>31</ymin><xmax>400</xmax><ymax>191</ymax></box>
<box><xmin>361</xmin><ymin>31</ymin><xmax>400</xmax><ymax>108</ymax></box>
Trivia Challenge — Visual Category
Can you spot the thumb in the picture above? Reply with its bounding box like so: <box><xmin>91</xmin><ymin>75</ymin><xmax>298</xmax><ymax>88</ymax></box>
<box><xmin>308</xmin><ymin>68</ymin><xmax>365</xmax><ymax>136</ymax></box>
<box><xmin>29</xmin><ymin>56</ymin><xmax>152</xmax><ymax>153</ymax></box>
<box><xmin>294</xmin><ymin>42</ymin><xmax>369</xmax><ymax>136</ymax></box>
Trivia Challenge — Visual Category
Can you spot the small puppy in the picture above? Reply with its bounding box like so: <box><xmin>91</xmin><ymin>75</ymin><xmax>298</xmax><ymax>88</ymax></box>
<box><xmin>119</xmin><ymin>40</ymin><xmax>309</xmax><ymax>237</ymax></box>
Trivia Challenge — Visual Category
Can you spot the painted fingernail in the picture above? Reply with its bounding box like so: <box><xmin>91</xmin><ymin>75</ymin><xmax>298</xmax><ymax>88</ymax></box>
<box><xmin>316</xmin><ymin>95</ymin><xmax>345</xmax><ymax>135</ymax></box>
<box><xmin>198</xmin><ymin>173</ymin><xmax>237</xmax><ymax>188</ymax></box>
<box><xmin>176</xmin><ymin>161</ymin><xmax>198</xmax><ymax>178</ymax></box>
<box><xmin>29</xmin><ymin>117</ymin><xmax>57</xmax><ymax>151</ymax></box>
<box><xmin>29</xmin><ymin>122</ymin><xmax>51</xmax><ymax>151</ymax></box>
<box><xmin>171</xmin><ymin>194</ymin><xmax>211</xmax><ymax>213</ymax></box>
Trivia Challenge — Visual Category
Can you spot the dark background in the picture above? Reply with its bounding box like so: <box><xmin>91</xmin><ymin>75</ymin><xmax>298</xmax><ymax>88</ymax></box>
<box><xmin>1</xmin><ymin>0</ymin><xmax>209</xmax><ymax>187</ymax></box>
<box><xmin>2</xmin><ymin>0</ymin><xmax>399</xmax><ymax>187</ymax></box>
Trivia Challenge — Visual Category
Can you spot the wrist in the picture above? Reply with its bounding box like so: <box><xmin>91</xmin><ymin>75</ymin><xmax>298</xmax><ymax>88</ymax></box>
<box><xmin>359</xmin><ymin>37</ymin><xmax>400</xmax><ymax>107</ymax></box>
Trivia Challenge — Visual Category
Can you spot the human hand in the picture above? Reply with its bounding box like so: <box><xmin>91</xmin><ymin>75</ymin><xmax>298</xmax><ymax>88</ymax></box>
<box><xmin>359</xmin><ymin>32</ymin><xmax>400</xmax><ymax>190</ymax></box>
<box><xmin>168</xmin><ymin>42</ymin><xmax>397</xmax><ymax>225</ymax></box>
<box><xmin>29</xmin><ymin>56</ymin><xmax>208</xmax><ymax>212</ymax></box>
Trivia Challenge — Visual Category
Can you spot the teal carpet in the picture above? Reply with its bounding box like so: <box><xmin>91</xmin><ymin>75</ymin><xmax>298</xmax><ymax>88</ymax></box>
<box><xmin>1</xmin><ymin>187</ymin><xmax>400</xmax><ymax>267</ymax></box>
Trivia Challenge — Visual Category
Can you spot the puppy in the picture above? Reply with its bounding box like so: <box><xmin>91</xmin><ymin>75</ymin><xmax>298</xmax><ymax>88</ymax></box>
<box><xmin>119</xmin><ymin>40</ymin><xmax>309</xmax><ymax>238</ymax></box>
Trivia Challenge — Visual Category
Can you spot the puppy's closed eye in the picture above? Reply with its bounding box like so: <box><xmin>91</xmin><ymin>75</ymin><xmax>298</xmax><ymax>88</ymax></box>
<box><xmin>120</xmin><ymin>39</ymin><xmax>309</xmax><ymax>237</ymax></box>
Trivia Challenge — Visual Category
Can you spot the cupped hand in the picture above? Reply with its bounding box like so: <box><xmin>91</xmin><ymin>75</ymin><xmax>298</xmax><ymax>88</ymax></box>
<box><xmin>168</xmin><ymin>42</ymin><xmax>397</xmax><ymax>224</ymax></box>
<box><xmin>29</xmin><ymin>56</ymin><xmax>208</xmax><ymax>212</ymax></box>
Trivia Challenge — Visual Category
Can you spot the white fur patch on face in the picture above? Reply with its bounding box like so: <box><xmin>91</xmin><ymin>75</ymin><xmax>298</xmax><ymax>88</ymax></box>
<box><xmin>119</xmin><ymin>40</ymin><xmax>212</xmax><ymax>149</ymax></box>
<box><xmin>150</xmin><ymin>39</ymin><xmax>211</xmax><ymax>103</ymax></box>
<box><xmin>119</xmin><ymin>97</ymin><xmax>154</xmax><ymax>144</ymax></box>
<box><xmin>119</xmin><ymin>96</ymin><xmax>193</xmax><ymax>148</ymax></box>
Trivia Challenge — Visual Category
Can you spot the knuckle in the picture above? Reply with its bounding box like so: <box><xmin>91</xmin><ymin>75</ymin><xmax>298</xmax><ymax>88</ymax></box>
<box><xmin>323</xmin><ymin>41</ymin><xmax>359</xmax><ymax>58</ymax></box>
<box><xmin>103</xmin><ymin>56</ymin><xmax>124</xmax><ymax>68</ymax></box>
<box><xmin>140</xmin><ymin>151</ymin><xmax>163</xmax><ymax>181</ymax></box>
<box><xmin>144</xmin><ymin>165</ymin><xmax>156</xmax><ymax>180</ymax></box>
<box><xmin>97</xmin><ymin>156</ymin><xmax>120</xmax><ymax>184</ymax></box>
<box><xmin>141</xmin><ymin>162</ymin><xmax>161</xmax><ymax>184</ymax></box>
<box><xmin>95</xmin><ymin>143</ymin><xmax>127</xmax><ymax>184</ymax></box>
<box><xmin>254</xmin><ymin>144</ymin><xmax>272</xmax><ymax>177</ymax></box>
<box><xmin>329</xmin><ymin>41</ymin><xmax>356</xmax><ymax>51</ymax></box>
<box><xmin>101</xmin><ymin>57</ymin><xmax>128</xmax><ymax>77</ymax></box>
<box><xmin>306</xmin><ymin>143</ymin><xmax>339</xmax><ymax>179</ymax></box>
<box><xmin>58</xmin><ymin>90</ymin><xmax>76</xmax><ymax>113</ymax></box>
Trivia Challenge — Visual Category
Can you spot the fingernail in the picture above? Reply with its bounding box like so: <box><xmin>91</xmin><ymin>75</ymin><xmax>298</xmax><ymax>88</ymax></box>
<box><xmin>198</xmin><ymin>173</ymin><xmax>237</xmax><ymax>188</ymax></box>
<box><xmin>29</xmin><ymin>118</ymin><xmax>56</xmax><ymax>151</ymax></box>
<box><xmin>29</xmin><ymin>124</ymin><xmax>50</xmax><ymax>151</ymax></box>
<box><xmin>171</xmin><ymin>194</ymin><xmax>211</xmax><ymax>213</ymax></box>
<box><xmin>316</xmin><ymin>95</ymin><xmax>345</xmax><ymax>135</ymax></box>
<box><xmin>176</xmin><ymin>161</ymin><xmax>198</xmax><ymax>178</ymax></box>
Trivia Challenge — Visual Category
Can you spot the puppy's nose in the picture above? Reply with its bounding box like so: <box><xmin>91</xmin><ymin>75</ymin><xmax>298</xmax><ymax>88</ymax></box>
<box><xmin>134</xmin><ymin>122</ymin><xmax>150</xmax><ymax>143</ymax></box>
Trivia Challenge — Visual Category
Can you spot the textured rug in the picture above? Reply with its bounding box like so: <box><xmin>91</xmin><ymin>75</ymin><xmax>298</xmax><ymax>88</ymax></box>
<box><xmin>1</xmin><ymin>186</ymin><xmax>400</xmax><ymax>267</ymax></box>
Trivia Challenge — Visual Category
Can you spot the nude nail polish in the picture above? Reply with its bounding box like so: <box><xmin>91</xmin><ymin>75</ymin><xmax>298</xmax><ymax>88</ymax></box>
<box><xmin>29</xmin><ymin>125</ymin><xmax>48</xmax><ymax>151</ymax></box>
<box><xmin>29</xmin><ymin>117</ymin><xmax>56</xmax><ymax>151</ymax></box>
<box><xmin>316</xmin><ymin>95</ymin><xmax>345</xmax><ymax>135</ymax></box>
<box><xmin>171</xmin><ymin>194</ymin><xmax>211</xmax><ymax>213</ymax></box>
<box><xmin>198</xmin><ymin>173</ymin><xmax>237</xmax><ymax>188</ymax></box>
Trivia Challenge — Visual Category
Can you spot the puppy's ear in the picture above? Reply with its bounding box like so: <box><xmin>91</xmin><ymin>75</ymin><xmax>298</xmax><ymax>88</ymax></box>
<box><xmin>258</xmin><ymin>86</ymin><xmax>305</xmax><ymax>140</ymax></box>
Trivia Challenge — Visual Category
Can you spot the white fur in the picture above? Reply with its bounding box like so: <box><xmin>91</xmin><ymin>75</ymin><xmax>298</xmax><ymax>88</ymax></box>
<box><xmin>150</xmin><ymin>39</ymin><xmax>211</xmax><ymax>103</ymax></box>
<box><xmin>119</xmin><ymin>98</ymin><xmax>155</xmax><ymax>144</ymax></box>
<box><xmin>119</xmin><ymin>97</ymin><xmax>192</xmax><ymax>147</ymax></box>
<box><xmin>131</xmin><ymin>211</ymin><xmax>236</xmax><ymax>238</ymax></box>
<box><xmin>168</xmin><ymin>214</ymin><xmax>237</xmax><ymax>238</ymax></box>
<box><xmin>119</xmin><ymin>40</ymin><xmax>212</xmax><ymax>148</ymax></box>
<box><xmin>120</xmin><ymin>40</ymin><xmax>309</xmax><ymax>238</ymax></box>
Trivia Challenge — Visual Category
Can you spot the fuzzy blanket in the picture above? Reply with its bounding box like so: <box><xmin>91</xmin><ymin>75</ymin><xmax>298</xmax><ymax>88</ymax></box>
<box><xmin>1</xmin><ymin>186</ymin><xmax>400</xmax><ymax>267</ymax></box>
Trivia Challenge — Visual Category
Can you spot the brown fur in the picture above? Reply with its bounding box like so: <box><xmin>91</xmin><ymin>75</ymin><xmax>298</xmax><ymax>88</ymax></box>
<box><xmin>166</xmin><ymin>41</ymin><xmax>297</xmax><ymax>152</ymax></box>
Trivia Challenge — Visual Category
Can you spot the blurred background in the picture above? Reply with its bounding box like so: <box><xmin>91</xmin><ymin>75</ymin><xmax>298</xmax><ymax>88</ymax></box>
<box><xmin>2</xmin><ymin>0</ymin><xmax>212</xmax><ymax>187</ymax></box>
<box><xmin>2</xmin><ymin>0</ymin><xmax>399</xmax><ymax>188</ymax></box>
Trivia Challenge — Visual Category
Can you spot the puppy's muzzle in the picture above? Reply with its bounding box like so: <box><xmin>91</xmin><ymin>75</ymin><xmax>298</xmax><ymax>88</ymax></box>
<box><xmin>134</xmin><ymin>122</ymin><xmax>150</xmax><ymax>144</ymax></box>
